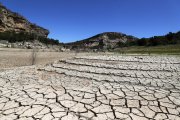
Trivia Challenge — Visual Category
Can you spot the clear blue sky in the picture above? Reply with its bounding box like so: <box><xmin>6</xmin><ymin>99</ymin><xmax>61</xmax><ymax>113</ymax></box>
<box><xmin>1</xmin><ymin>0</ymin><xmax>180</xmax><ymax>43</ymax></box>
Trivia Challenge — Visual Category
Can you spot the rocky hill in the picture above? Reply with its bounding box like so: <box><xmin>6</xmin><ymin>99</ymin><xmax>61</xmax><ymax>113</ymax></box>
<box><xmin>0</xmin><ymin>3</ymin><xmax>49</xmax><ymax>37</ymax></box>
<box><xmin>0</xmin><ymin>3</ymin><xmax>62</xmax><ymax>50</ymax></box>
<box><xmin>66</xmin><ymin>32</ymin><xmax>137</xmax><ymax>51</ymax></box>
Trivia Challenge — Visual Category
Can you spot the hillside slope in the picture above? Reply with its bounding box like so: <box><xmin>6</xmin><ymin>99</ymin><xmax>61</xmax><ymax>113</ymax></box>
<box><xmin>0</xmin><ymin>3</ymin><xmax>49</xmax><ymax>37</ymax></box>
<box><xmin>66</xmin><ymin>32</ymin><xmax>137</xmax><ymax>50</ymax></box>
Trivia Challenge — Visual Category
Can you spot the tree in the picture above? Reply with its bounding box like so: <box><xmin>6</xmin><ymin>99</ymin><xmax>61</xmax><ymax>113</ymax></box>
<box><xmin>166</xmin><ymin>32</ymin><xmax>176</xmax><ymax>44</ymax></box>
<box><xmin>117</xmin><ymin>41</ymin><xmax>126</xmax><ymax>47</ymax></box>
<box><xmin>98</xmin><ymin>39</ymin><xmax>104</xmax><ymax>49</ymax></box>
<box><xmin>0</xmin><ymin>31</ymin><xmax>60</xmax><ymax>45</ymax></box>
<box><xmin>137</xmin><ymin>38</ymin><xmax>147</xmax><ymax>46</ymax></box>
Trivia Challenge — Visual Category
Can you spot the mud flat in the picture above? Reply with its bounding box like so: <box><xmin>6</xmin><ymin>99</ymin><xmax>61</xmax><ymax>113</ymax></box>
<box><xmin>0</xmin><ymin>48</ymin><xmax>93</xmax><ymax>70</ymax></box>
<box><xmin>0</xmin><ymin>54</ymin><xmax>180</xmax><ymax>120</ymax></box>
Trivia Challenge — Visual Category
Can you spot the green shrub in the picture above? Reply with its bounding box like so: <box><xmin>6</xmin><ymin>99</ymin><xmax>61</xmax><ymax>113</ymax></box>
<box><xmin>0</xmin><ymin>31</ymin><xmax>60</xmax><ymax>45</ymax></box>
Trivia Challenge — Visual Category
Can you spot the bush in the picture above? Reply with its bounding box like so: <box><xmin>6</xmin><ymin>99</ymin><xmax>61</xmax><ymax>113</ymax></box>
<box><xmin>137</xmin><ymin>38</ymin><xmax>147</xmax><ymax>46</ymax></box>
<box><xmin>0</xmin><ymin>31</ymin><xmax>60</xmax><ymax>45</ymax></box>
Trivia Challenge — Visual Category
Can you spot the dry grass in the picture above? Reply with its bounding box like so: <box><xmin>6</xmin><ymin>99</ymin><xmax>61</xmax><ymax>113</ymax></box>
<box><xmin>115</xmin><ymin>44</ymin><xmax>180</xmax><ymax>55</ymax></box>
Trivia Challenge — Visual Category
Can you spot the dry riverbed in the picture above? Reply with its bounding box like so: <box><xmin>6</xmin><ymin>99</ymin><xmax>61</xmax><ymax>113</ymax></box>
<box><xmin>0</xmin><ymin>49</ymin><xmax>180</xmax><ymax>120</ymax></box>
<box><xmin>0</xmin><ymin>48</ymin><xmax>90</xmax><ymax>70</ymax></box>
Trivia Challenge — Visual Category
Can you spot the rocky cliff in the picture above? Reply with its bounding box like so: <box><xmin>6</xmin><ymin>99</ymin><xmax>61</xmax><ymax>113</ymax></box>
<box><xmin>0</xmin><ymin>3</ymin><xmax>49</xmax><ymax>37</ymax></box>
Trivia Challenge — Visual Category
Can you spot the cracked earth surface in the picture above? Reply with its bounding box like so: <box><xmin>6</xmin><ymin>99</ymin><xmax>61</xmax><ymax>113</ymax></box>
<box><xmin>0</xmin><ymin>55</ymin><xmax>180</xmax><ymax>120</ymax></box>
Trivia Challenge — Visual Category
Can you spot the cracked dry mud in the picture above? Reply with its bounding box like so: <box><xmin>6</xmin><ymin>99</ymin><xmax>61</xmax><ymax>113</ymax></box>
<box><xmin>0</xmin><ymin>55</ymin><xmax>180</xmax><ymax>120</ymax></box>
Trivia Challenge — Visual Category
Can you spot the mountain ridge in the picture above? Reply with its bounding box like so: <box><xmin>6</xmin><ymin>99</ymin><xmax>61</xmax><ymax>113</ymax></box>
<box><xmin>65</xmin><ymin>32</ymin><xmax>138</xmax><ymax>50</ymax></box>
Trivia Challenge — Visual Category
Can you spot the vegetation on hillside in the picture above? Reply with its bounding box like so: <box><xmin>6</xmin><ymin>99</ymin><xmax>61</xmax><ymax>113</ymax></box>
<box><xmin>66</xmin><ymin>31</ymin><xmax>180</xmax><ymax>53</ymax></box>
<box><xmin>117</xmin><ymin>31</ymin><xmax>180</xmax><ymax>47</ymax></box>
<box><xmin>65</xmin><ymin>32</ymin><xmax>137</xmax><ymax>50</ymax></box>
<box><xmin>0</xmin><ymin>31</ymin><xmax>59</xmax><ymax>45</ymax></box>
<box><xmin>67</xmin><ymin>32</ymin><xmax>136</xmax><ymax>46</ymax></box>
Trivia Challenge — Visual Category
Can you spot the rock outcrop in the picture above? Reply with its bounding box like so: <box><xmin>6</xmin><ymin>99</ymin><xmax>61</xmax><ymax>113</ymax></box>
<box><xmin>0</xmin><ymin>3</ymin><xmax>49</xmax><ymax>37</ymax></box>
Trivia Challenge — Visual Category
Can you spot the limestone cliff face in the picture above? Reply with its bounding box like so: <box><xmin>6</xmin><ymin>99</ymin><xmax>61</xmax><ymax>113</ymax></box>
<box><xmin>0</xmin><ymin>4</ymin><xmax>49</xmax><ymax>37</ymax></box>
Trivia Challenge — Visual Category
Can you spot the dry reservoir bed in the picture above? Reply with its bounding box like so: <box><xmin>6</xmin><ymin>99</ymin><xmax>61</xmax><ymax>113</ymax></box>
<box><xmin>0</xmin><ymin>55</ymin><xmax>180</xmax><ymax>120</ymax></box>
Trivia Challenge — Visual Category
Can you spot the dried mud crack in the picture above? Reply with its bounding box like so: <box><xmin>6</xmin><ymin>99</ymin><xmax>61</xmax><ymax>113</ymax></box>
<box><xmin>0</xmin><ymin>55</ymin><xmax>180</xmax><ymax>120</ymax></box>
